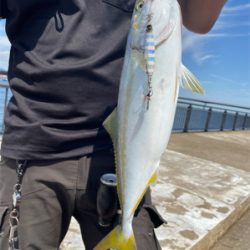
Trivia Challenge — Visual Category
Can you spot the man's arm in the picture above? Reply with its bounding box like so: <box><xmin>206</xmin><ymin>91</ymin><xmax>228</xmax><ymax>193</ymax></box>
<box><xmin>178</xmin><ymin>0</ymin><xmax>227</xmax><ymax>33</ymax></box>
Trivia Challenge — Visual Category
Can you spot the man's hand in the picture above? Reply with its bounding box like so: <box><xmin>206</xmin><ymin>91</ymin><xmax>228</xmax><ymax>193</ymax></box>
<box><xmin>178</xmin><ymin>0</ymin><xmax>227</xmax><ymax>33</ymax></box>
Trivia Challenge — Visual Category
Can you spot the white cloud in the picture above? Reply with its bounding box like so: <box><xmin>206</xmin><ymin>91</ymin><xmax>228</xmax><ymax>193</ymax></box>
<box><xmin>181</xmin><ymin>28</ymin><xmax>249</xmax><ymax>54</ymax></box>
<box><xmin>213</xmin><ymin>21</ymin><xmax>250</xmax><ymax>31</ymax></box>
<box><xmin>196</xmin><ymin>54</ymin><xmax>218</xmax><ymax>64</ymax></box>
<box><xmin>205</xmin><ymin>32</ymin><xmax>250</xmax><ymax>38</ymax></box>
<box><xmin>182</xmin><ymin>29</ymin><xmax>220</xmax><ymax>65</ymax></box>
<box><xmin>182</xmin><ymin>24</ymin><xmax>250</xmax><ymax>65</ymax></box>
<box><xmin>223</xmin><ymin>4</ymin><xmax>250</xmax><ymax>13</ymax></box>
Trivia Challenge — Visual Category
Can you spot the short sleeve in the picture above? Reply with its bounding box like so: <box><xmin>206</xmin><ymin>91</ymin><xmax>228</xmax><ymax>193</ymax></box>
<box><xmin>0</xmin><ymin>0</ymin><xmax>8</xmax><ymax>19</ymax></box>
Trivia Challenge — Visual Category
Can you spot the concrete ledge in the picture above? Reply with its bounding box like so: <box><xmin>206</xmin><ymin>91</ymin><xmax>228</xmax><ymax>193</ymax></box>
<box><xmin>192</xmin><ymin>197</ymin><xmax>250</xmax><ymax>250</ymax></box>
<box><xmin>153</xmin><ymin>150</ymin><xmax>250</xmax><ymax>250</ymax></box>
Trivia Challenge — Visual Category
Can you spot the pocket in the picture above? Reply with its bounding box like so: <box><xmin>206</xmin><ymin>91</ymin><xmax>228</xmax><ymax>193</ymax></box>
<box><xmin>102</xmin><ymin>0</ymin><xmax>136</xmax><ymax>12</ymax></box>
<box><xmin>0</xmin><ymin>158</ymin><xmax>47</xmax><ymax>202</ymax></box>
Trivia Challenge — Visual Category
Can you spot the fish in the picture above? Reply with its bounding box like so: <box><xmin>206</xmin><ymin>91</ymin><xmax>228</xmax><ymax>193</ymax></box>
<box><xmin>94</xmin><ymin>0</ymin><xmax>204</xmax><ymax>249</ymax></box>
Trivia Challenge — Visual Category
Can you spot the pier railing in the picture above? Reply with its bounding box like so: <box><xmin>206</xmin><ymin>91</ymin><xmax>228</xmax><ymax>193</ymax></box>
<box><xmin>0</xmin><ymin>84</ymin><xmax>249</xmax><ymax>134</ymax></box>
<box><xmin>173</xmin><ymin>97</ymin><xmax>250</xmax><ymax>132</ymax></box>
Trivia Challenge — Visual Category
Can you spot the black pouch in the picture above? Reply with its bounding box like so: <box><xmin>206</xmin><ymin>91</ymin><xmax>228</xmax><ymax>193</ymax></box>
<box><xmin>132</xmin><ymin>189</ymin><xmax>167</xmax><ymax>250</ymax></box>
<box><xmin>133</xmin><ymin>203</ymin><xmax>166</xmax><ymax>250</ymax></box>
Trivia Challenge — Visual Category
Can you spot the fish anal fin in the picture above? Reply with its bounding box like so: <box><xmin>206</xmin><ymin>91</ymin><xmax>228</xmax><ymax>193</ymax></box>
<box><xmin>93</xmin><ymin>225</ymin><xmax>137</xmax><ymax>250</ymax></box>
<box><xmin>181</xmin><ymin>64</ymin><xmax>204</xmax><ymax>94</ymax></box>
<box><xmin>149</xmin><ymin>170</ymin><xmax>158</xmax><ymax>185</ymax></box>
<box><xmin>130</xmin><ymin>170</ymin><xmax>159</xmax><ymax>217</ymax></box>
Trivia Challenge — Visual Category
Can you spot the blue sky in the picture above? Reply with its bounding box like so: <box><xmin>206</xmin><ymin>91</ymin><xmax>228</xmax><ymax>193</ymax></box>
<box><xmin>180</xmin><ymin>0</ymin><xmax>250</xmax><ymax>107</ymax></box>
<box><xmin>0</xmin><ymin>0</ymin><xmax>250</xmax><ymax>107</ymax></box>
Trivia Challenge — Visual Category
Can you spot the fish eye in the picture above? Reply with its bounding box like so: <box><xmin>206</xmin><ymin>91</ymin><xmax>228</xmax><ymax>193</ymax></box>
<box><xmin>136</xmin><ymin>1</ymin><xmax>144</xmax><ymax>12</ymax></box>
<box><xmin>146</xmin><ymin>24</ymin><xmax>152</xmax><ymax>33</ymax></box>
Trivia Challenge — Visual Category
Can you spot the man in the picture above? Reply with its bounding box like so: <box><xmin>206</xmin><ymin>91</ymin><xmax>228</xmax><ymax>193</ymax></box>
<box><xmin>0</xmin><ymin>0</ymin><xmax>226</xmax><ymax>249</ymax></box>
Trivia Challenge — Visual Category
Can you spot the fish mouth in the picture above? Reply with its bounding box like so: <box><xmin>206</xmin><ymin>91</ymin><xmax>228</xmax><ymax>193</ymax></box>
<box><xmin>130</xmin><ymin>0</ymin><xmax>178</xmax><ymax>51</ymax></box>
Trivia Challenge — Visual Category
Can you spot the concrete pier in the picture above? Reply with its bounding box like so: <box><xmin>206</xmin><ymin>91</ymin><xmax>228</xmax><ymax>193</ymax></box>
<box><xmin>2</xmin><ymin>131</ymin><xmax>249</xmax><ymax>249</ymax></box>
<box><xmin>60</xmin><ymin>131</ymin><xmax>250</xmax><ymax>250</ymax></box>
<box><xmin>153</xmin><ymin>131</ymin><xmax>250</xmax><ymax>249</ymax></box>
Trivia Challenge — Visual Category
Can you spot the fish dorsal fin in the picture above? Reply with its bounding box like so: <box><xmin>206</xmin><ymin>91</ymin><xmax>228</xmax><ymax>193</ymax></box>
<box><xmin>103</xmin><ymin>108</ymin><xmax>117</xmax><ymax>145</ymax></box>
<box><xmin>181</xmin><ymin>64</ymin><xmax>204</xmax><ymax>94</ymax></box>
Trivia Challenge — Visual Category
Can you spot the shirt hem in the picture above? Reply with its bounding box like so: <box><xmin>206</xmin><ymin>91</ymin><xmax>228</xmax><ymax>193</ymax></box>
<box><xmin>0</xmin><ymin>143</ymin><xmax>113</xmax><ymax>161</ymax></box>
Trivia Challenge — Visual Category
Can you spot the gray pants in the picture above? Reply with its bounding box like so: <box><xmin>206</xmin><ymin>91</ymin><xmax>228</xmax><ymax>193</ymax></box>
<box><xmin>0</xmin><ymin>149</ymin><xmax>165</xmax><ymax>250</ymax></box>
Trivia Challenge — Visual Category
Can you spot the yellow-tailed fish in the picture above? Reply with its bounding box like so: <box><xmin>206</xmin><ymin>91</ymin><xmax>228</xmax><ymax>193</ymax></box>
<box><xmin>94</xmin><ymin>0</ymin><xmax>204</xmax><ymax>249</ymax></box>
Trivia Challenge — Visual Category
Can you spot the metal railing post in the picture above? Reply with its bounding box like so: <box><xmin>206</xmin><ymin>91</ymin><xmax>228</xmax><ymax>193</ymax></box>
<box><xmin>232</xmin><ymin>112</ymin><xmax>238</xmax><ymax>131</ymax></box>
<box><xmin>242</xmin><ymin>114</ymin><xmax>248</xmax><ymax>130</ymax></box>
<box><xmin>220</xmin><ymin>110</ymin><xmax>227</xmax><ymax>131</ymax></box>
<box><xmin>205</xmin><ymin>108</ymin><xmax>212</xmax><ymax>132</ymax></box>
<box><xmin>184</xmin><ymin>104</ymin><xmax>192</xmax><ymax>132</ymax></box>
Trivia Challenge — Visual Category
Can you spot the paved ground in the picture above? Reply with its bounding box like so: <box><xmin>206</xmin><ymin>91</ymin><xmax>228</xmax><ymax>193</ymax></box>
<box><xmin>60</xmin><ymin>130</ymin><xmax>250</xmax><ymax>250</ymax></box>
<box><xmin>168</xmin><ymin>131</ymin><xmax>250</xmax><ymax>172</ymax></box>
<box><xmin>166</xmin><ymin>131</ymin><xmax>250</xmax><ymax>250</ymax></box>
<box><xmin>210</xmin><ymin>208</ymin><xmax>250</xmax><ymax>250</ymax></box>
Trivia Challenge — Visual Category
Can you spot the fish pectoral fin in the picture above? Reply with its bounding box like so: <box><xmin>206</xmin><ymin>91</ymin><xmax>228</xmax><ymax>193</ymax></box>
<box><xmin>155</xmin><ymin>21</ymin><xmax>175</xmax><ymax>48</ymax></box>
<box><xmin>181</xmin><ymin>64</ymin><xmax>204</xmax><ymax>94</ymax></box>
<box><xmin>93</xmin><ymin>225</ymin><xmax>137</xmax><ymax>250</ymax></box>
<box><xmin>103</xmin><ymin>108</ymin><xmax>117</xmax><ymax>144</ymax></box>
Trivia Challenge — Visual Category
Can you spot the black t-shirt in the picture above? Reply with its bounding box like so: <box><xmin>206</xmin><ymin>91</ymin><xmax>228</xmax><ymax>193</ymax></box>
<box><xmin>0</xmin><ymin>0</ymin><xmax>135</xmax><ymax>160</ymax></box>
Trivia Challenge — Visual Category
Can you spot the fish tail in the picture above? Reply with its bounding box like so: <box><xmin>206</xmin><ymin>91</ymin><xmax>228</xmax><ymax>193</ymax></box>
<box><xmin>93</xmin><ymin>225</ymin><xmax>137</xmax><ymax>250</ymax></box>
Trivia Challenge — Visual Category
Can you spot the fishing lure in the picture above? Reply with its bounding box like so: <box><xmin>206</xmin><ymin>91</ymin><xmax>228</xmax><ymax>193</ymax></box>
<box><xmin>144</xmin><ymin>19</ymin><xmax>155</xmax><ymax>110</ymax></box>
